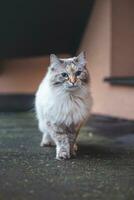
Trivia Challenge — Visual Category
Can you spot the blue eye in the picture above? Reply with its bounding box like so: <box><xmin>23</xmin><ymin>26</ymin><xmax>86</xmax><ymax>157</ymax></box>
<box><xmin>61</xmin><ymin>72</ymin><xmax>68</xmax><ymax>78</ymax></box>
<box><xmin>75</xmin><ymin>71</ymin><xmax>82</xmax><ymax>76</ymax></box>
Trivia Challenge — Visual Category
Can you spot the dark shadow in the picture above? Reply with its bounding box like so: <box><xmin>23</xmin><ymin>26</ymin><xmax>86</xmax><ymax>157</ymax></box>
<box><xmin>77</xmin><ymin>143</ymin><xmax>132</xmax><ymax>159</ymax></box>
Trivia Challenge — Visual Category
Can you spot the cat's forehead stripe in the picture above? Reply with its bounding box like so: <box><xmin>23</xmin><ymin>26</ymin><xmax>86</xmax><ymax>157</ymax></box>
<box><xmin>66</xmin><ymin>63</ymin><xmax>77</xmax><ymax>73</ymax></box>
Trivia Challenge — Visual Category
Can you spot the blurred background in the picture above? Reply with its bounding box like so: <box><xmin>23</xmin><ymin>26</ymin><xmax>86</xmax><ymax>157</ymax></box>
<box><xmin>0</xmin><ymin>0</ymin><xmax>134</xmax><ymax>120</ymax></box>
<box><xmin>1</xmin><ymin>1</ymin><xmax>134</xmax><ymax>200</ymax></box>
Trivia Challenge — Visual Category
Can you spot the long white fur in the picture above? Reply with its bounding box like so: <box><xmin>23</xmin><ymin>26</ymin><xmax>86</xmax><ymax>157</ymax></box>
<box><xmin>35</xmin><ymin>70</ymin><xmax>92</xmax><ymax>127</ymax></box>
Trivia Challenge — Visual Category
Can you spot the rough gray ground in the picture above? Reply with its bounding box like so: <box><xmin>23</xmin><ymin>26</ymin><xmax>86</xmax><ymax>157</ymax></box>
<box><xmin>0</xmin><ymin>112</ymin><xmax>134</xmax><ymax>200</ymax></box>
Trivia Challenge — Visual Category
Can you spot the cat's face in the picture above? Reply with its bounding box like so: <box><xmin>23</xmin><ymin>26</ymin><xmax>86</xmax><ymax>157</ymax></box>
<box><xmin>49</xmin><ymin>52</ymin><xmax>89</xmax><ymax>91</ymax></box>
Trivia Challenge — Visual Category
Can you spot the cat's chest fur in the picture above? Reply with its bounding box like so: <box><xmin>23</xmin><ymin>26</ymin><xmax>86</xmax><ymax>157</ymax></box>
<box><xmin>36</xmin><ymin>80</ymin><xmax>92</xmax><ymax>126</ymax></box>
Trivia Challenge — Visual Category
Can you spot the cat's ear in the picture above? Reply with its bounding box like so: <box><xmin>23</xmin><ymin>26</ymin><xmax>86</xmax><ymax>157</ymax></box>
<box><xmin>77</xmin><ymin>51</ymin><xmax>87</xmax><ymax>66</ymax></box>
<box><xmin>50</xmin><ymin>54</ymin><xmax>60</xmax><ymax>64</ymax></box>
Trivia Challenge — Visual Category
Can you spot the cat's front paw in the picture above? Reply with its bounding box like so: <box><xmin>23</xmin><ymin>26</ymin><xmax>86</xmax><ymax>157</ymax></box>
<box><xmin>56</xmin><ymin>148</ymin><xmax>70</xmax><ymax>160</ymax></box>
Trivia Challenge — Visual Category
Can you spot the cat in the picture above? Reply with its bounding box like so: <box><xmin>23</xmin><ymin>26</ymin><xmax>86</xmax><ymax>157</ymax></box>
<box><xmin>35</xmin><ymin>52</ymin><xmax>93</xmax><ymax>160</ymax></box>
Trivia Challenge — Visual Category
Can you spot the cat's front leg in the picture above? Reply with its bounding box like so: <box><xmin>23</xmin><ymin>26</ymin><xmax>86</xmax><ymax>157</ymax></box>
<box><xmin>55</xmin><ymin>134</ymin><xmax>70</xmax><ymax>160</ymax></box>
<box><xmin>48</xmin><ymin>124</ymin><xmax>70</xmax><ymax>160</ymax></box>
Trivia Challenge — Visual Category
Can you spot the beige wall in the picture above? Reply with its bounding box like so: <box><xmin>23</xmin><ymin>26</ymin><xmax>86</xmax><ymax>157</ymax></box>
<box><xmin>0</xmin><ymin>54</ymin><xmax>68</xmax><ymax>93</ymax></box>
<box><xmin>0</xmin><ymin>57</ymin><xmax>49</xmax><ymax>93</ymax></box>
<box><xmin>112</xmin><ymin>0</ymin><xmax>134</xmax><ymax>76</ymax></box>
<box><xmin>80</xmin><ymin>0</ymin><xmax>134</xmax><ymax>120</ymax></box>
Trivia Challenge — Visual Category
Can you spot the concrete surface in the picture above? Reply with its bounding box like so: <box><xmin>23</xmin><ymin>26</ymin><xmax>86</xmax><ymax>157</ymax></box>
<box><xmin>0</xmin><ymin>112</ymin><xmax>134</xmax><ymax>200</ymax></box>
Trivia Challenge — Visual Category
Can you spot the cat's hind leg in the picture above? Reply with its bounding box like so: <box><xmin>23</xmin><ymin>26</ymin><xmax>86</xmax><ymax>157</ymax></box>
<box><xmin>70</xmin><ymin>123</ymin><xmax>82</xmax><ymax>156</ymax></box>
<box><xmin>70</xmin><ymin>143</ymin><xmax>78</xmax><ymax>156</ymax></box>
<box><xmin>40</xmin><ymin>132</ymin><xmax>55</xmax><ymax>147</ymax></box>
<box><xmin>38</xmin><ymin>121</ymin><xmax>55</xmax><ymax>147</ymax></box>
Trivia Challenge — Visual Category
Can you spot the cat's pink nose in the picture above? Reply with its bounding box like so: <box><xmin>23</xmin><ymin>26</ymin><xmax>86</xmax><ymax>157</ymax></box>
<box><xmin>69</xmin><ymin>76</ymin><xmax>76</xmax><ymax>84</ymax></box>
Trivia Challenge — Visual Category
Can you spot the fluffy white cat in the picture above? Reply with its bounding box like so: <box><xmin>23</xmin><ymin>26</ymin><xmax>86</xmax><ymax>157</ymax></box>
<box><xmin>35</xmin><ymin>52</ymin><xmax>92</xmax><ymax>160</ymax></box>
